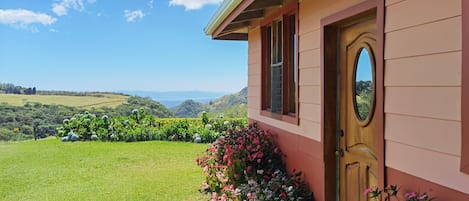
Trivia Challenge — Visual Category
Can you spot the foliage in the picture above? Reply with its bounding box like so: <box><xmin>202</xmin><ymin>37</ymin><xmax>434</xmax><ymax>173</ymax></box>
<box><xmin>204</xmin><ymin>87</ymin><xmax>247</xmax><ymax>118</ymax></box>
<box><xmin>196</xmin><ymin>124</ymin><xmax>313</xmax><ymax>201</ymax></box>
<box><xmin>0</xmin><ymin>102</ymin><xmax>79</xmax><ymax>141</ymax></box>
<box><xmin>0</xmin><ymin>138</ymin><xmax>209</xmax><ymax>201</ymax></box>
<box><xmin>57</xmin><ymin>109</ymin><xmax>247</xmax><ymax>143</ymax></box>
<box><xmin>172</xmin><ymin>99</ymin><xmax>205</xmax><ymax>118</ymax></box>
<box><xmin>0</xmin><ymin>95</ymin><xmax>173</xmax><ymax>141</ymax></box>
<box><xmin>355</xmin><ymin>80</ymin><xmax>372</xmax><ymax>119</ymax></box>
<box><xmin>365</xmin><ymin>185</ymin><xmax>435</xmax><ymax>201</ymax></box>
<box><xmin>0</xmin><ymin>82</ymin><xmax>36</xmax><ymax>95</ymax></box>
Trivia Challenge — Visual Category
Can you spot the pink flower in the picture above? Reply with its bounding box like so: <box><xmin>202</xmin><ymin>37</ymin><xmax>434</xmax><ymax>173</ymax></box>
<box><xmin>274</xmin><ymin>147</ymin><xmax>280</xmax><ymax>153</ymax></box>
<box><xmin>257</xmin><ymin>152</ymin><xmax>264</xmax><ymax>158</ymax></box>
<box><xmin>234</xmin><ymin>174</ymin><xmax>239</xmax><ymax>179</ymax></box>
<box><xmin>247</xmin><ymin>192</ymin><xmax>255</xmax><ymax>199</ymax></box>
<box><xmin>253</xmin><ymin>138</ymin><xmax>260</xmax><ymax>145</ymax></box>
<box><xmin>364</xmin><ymin>187</ymin><xmax>373</xmax><ymax>195</ymax></box>
<box><xmin>221</xmin><ymin>193</ymin><xmax>228</xmax><ymax>201</ymax></box>
<box><xmin>202</xmin><ymin>182</ymin><xmax>209</xmax><ymax>189</ymax></box>
<box><xmin>247</xmin><ymin>166</ymin><xmax>252</xmax><ymax>172</ymax></box>
<box><xmin>418</xmin><ymin>194</ymin><xmax>428</xmax><ymax>199</ymax></box>
<box><xmin>211</xmin><ymin>192</ymin><xmax>219</xmax><ymax>201</ymax></box>
<box><xmin>405</xmin><ymin>192</ymin><xmax>417</xmax><ymax>198</ymax></box>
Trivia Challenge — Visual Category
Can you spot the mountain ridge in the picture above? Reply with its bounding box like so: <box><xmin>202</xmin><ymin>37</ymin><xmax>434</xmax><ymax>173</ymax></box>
<box><xmin>171</xmin><ymin>87</ymin><xmax>247</xmax><ymax>118</ymax></box>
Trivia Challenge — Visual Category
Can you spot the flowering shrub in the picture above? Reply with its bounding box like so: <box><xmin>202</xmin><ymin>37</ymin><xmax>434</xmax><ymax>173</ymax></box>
<box><xmin>365</xmin><ymin>185</ymin><xmax>435</xmax><ymax>201</ymax></box>
<box><xmin>197</xmin><ymin>124</ymin><xmax>313</xmax><ymax>201</ymax></box>
<box><xmin>57</xmin><ymin>109</ymin><xmax>247</xmax><ymax>143</ymax></box>
<box><xmin>404</xmin><ymin>192</ymin><xmax>435</xmax><ymax>201</ymax></box>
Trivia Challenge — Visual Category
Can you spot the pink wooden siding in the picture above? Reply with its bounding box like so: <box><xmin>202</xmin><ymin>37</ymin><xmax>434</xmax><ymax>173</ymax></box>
<box><xmin>385</xmin><ymin>52</ymin><xmax>461</xmax><ymax>86</ymax></box>
<box><xmin>247</xmin><ymin>0</ymin><xmax>368</xmax><ymax>142</ymax></box>
<box><xmin>384</xmin><ymin>0</ymin><xmax>469</xmax><ymax>194</ymax></box>
<box><xmin>244</xmin><ymin>0</ymin><xmax>469</xmax><ymax>197</ymax></box>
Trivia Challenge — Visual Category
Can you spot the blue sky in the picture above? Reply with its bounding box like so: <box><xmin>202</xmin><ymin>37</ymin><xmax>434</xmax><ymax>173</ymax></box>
<box><xmin>356</xmin><ymin>48</ymin><xmax>372</xmax><ymax>81</ymax></box>
<box><xmin>0</xmin><ymin>0</ymin><xmax>248</xmax><ymax>93</ymax></box>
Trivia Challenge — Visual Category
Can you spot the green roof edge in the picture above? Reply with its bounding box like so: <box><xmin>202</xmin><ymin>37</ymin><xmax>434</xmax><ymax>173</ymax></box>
<box><xmin>204</xmin><ymin>0</ymin><xmax>243</xmax><ymax>36</ymax></box>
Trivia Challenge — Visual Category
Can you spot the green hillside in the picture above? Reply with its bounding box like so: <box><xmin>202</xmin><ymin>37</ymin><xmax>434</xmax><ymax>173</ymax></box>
<box><xmin>171</xmin><ymin>99</ymin><xmax>205</xmax><ymax>118</ymax></box>
<box><xmin>171</xmin><ymin>87</ymin><xmax>247</xmax><ymax>118</ymax></box>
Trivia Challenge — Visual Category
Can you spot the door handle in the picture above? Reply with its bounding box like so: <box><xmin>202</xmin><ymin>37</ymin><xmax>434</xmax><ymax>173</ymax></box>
<box><xmin>335</xmin><ymin>149</ymin><xmax>344</xmax><ymax>157</ymax></box>
<box><xmin>337</xmin><ymin>130</ymin><xmax>344</xmax><ymax>137</ymax></box>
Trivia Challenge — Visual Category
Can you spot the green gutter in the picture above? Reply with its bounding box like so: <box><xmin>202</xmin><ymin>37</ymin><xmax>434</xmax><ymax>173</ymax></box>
<box><xmin>204</xmin><ymin>0</ymin><xmax>243</xmax><ymax>36</ymax></box>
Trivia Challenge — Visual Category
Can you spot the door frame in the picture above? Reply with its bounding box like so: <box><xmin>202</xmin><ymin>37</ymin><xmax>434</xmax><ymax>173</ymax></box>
<box><xmin>320</xmin><ymin>1</ymin><xmax>385</xmax><ymax>200</ymax></box>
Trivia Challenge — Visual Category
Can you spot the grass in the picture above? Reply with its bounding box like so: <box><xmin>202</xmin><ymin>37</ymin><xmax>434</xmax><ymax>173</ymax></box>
<box><xmin>0</xmin><ymin>93</ymin><xmax>129</xmax><ymax>109</ymax></box>
<box><xmin>0</xmin><ymin>138</ymin><xmax>209</xmax><ymax>201</ymax></box>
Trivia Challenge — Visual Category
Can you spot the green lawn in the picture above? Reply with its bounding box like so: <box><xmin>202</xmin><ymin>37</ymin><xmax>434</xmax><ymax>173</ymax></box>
<box><xmin>0</xmin><ymin>138</ymin><xmax>209</xmax><ymax>201</ymax></box>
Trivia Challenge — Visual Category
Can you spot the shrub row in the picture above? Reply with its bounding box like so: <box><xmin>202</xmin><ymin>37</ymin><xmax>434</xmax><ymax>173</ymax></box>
<box><xmin>57</xmin><ymin>109</ymin><xmax>247</xmax><ymax>143</ymax></box>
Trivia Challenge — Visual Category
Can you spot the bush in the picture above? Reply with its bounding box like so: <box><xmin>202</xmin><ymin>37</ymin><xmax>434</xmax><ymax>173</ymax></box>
<box><xmin>57</xmin><ymin>110</ymin><xmax>248</xmax><ymax>143</ymax></box>
<box><xmin>197</xmin><ymin>124</ymin><xmax>313</xmax><ymax>201</ymax></box>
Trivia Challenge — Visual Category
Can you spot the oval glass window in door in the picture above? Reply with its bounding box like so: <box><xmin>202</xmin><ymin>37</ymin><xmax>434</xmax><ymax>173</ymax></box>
<box><xmin>354</xmin><ymin>48</ymin><xmax>374</xmax><ymax>121</ymax></box>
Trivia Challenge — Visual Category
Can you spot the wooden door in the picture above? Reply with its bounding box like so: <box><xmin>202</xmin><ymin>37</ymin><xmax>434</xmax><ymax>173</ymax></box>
<box><xmin>338</xmin><ymin>16</ymin><xmax>377</xmax><ymax>201</ymax></box>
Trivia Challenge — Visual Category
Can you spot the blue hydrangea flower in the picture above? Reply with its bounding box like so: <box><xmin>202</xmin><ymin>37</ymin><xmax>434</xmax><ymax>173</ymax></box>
<box><xmin>102</xmin><ymin>115</ymin><xmax>108</xmax><ymax>121</ymax></box>
<box><xmin>132</xmin><ymin>109</ymin><xmax>139</xmax><ymax>114</ymax></box>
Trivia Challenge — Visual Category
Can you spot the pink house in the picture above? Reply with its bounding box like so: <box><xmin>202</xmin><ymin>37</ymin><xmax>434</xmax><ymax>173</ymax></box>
<box><xmin>205</xmin><ymin>0</ymin><xmax>469</xmax><ymax>200</ymax></box>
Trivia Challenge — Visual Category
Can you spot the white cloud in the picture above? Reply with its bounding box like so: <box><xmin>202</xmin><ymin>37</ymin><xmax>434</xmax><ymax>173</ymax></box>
<box><xmin>148</xmin><ymin>0</ymin><xmax>154</xmax><ymax>9</ymax></box>
<box><xmin>0</xmin><ymin>9</ymin><xmax>57</xmax><ymax>26</ymax></box>
<box><xmin>49</xmin><ymin>28</ymin><xmax>59</xmax><ymax>32</ymax></box>
<box><xmin>169</xmin><ymin>0</ymin><xmax>222</xmax><ymax>10</ymax></box>
<box><xmin>124</xmin><ymin>10</ymin><xmax>145</xmax><ymax>22</ymax></box>
<box><xmin>52</xmin><ymin>0</ymin><xmax>95</xmax><ymax>16</ymax></box>
<box><xmin>52</xmin><ymin>4</ymin><xmax>68</xmax><ymax>16</ymax></box>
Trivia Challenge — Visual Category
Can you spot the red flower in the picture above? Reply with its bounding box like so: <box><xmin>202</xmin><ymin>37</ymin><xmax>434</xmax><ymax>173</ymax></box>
<box><xmin>281</xmin><ymin>191</ymin><xmax>287</xmax><ymax>199</ymax></box>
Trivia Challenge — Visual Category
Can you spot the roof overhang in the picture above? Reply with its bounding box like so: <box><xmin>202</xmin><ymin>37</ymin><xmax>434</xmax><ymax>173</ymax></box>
<box><xmin>204</xmin><ymin>0</ymin><xmax>284</xmax><ymax>40</ymax></box>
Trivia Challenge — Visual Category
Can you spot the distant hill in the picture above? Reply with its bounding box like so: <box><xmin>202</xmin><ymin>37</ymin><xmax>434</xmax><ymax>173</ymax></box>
<box><xmin>171</xmin><ymin>87</ymin><xmax>248</xmax><ymax>118</ymax></box>
<box><xmin>117</xmin><ymin>90</ymin><xmax>227</xmax><ymax>108</ymax></box>
<box><xmin>171</xmin><ymin>99</ymin><xmax>205</xmax><ymax>118</ymax></box>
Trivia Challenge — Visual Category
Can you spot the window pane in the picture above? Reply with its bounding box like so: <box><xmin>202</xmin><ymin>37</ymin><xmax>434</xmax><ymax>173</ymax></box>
<box><xmin>271</xmin><ymin>20</ymin><xmax>283</xmax><ymax>113</ymax></box>
<box><xmin>288</xmin><ymin>14</ymin><xmax>296</xmax><ymax>114</ymax></box>
<box><xmin>272</xmin><ymin>20</ymin><xmax>283</xmax><ymax>65</ymax></box>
